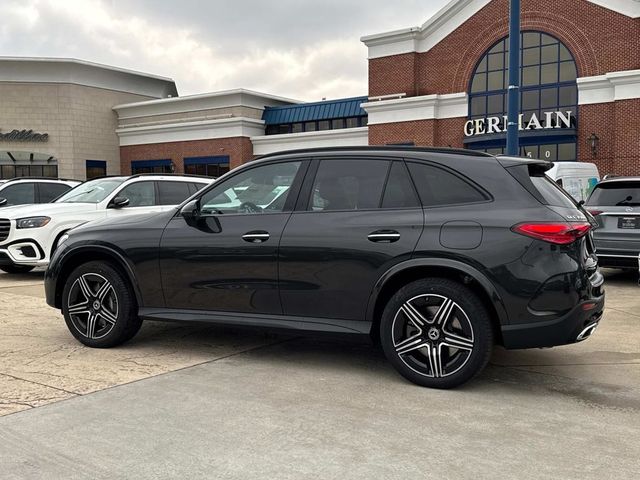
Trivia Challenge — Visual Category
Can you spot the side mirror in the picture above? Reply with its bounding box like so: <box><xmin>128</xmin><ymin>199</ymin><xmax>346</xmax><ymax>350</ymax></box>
<box><xmin>109</xmin><ymin>196</ymin><xmax>130</xmax><ymax>209</ymax></box>
<box><xmin>180</xmin><ymin>199</ymin><xmax>200</xmax><ymax>224</ymax></box>
<box><xmin>0</xmin><ymin>198</ymin><xmax>7</xmax><ymax>207</ymax></box>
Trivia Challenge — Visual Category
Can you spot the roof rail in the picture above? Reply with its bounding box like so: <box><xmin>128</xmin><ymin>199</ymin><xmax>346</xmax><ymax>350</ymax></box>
<box><xmin>0</xmin><ymin>176</ymin><xmax>82</xmax><ymax>183</ymax></box>
<box><xmin>255</xmin><ymin>145</ymin><xmax>494</xmax><ymax>159</ymax></box>
<box><xmin>128</xmin><ymin>173</ymin><xmax>215</xmax><ymax>180</ymax></box>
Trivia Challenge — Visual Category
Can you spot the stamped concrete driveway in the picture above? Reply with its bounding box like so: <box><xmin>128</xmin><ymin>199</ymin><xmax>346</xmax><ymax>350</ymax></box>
<box><xmin>0</xmin><ymin>269</ymin><xmax>638</xmax><ymax>479</ymax></box>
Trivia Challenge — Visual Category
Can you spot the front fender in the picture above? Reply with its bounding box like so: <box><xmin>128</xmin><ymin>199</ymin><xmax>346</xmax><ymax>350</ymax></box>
<box><xmin>365</xmin><ymin>257</ymin><xmax>509</xmax><ymax>325</ymax></box>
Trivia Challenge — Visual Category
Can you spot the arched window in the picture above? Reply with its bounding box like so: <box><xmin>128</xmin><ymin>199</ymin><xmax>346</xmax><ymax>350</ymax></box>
<box><xmin>466</xmin><ymin>31</ymin><xmax>578</xmax><ymax>161</ymax></box>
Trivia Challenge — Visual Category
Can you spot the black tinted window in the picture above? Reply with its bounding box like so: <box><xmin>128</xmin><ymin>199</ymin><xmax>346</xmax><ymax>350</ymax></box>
<box><xmin>0</xmin><ymin>183</ymin><xmax>35</xmax><ymax>205</ymax></box>
<box><xmin>39</xmin><ymin>183</ymin><xmax>71</xmax><ymax>202</ymax></box>
<box><xmin>530</xmin><ymin>175</ymin><xmax>576</xmax><ymax>207</ymax></box>
<box><xmin>586</xmin><ymin>182</ymin><xmax>640</xmax><ymax>207</ymax></box>
<box><xmin>407</xmin><ymin>163</ymin><xmax>486</xmax><ymax>207</ymax></box>
<box><xmin>381</xmin><ymin>162</ymin><xmax>419</xmax><ymax>208</ymax></box>
<box><xmin>311</xmin><ymin>159</ymin><xmax>389</xmax><ymax>211</ymax></box>
<box><xmin>190</xmin><ymin>182</ymin><xmax>207</xmax><ymax>195</ymax></box>
<box><xmin>157</xmin><ymin>181</ymin><xmax>191</xmax><ymax>205</ymax></box>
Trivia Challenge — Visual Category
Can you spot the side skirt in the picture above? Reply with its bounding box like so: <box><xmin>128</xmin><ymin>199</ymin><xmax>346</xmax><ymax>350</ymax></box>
<box><xmin>138</xmin><ymin>308</ymin><xmax>372</xmax><ymax>335</ymax></box>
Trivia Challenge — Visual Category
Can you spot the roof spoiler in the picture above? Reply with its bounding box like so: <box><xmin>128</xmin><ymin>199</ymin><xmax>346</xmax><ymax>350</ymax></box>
<box><xmin>497</xmin><ymin>155</ymin><xmax>554</xmax><ymax>173</ymax></box>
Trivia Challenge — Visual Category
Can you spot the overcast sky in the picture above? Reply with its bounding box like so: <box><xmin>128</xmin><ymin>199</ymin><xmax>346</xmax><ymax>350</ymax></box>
<box><xmin>0</xmin><ymin>0</ymin><xmax>449</xmax><ymax>101</ymax></box>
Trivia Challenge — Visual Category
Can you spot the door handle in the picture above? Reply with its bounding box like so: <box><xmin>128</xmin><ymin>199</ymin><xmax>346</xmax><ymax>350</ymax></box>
<box><xmin>368</xmin><ymin>230</ymin><xmax>400</xmax><ymax>243</ymax></box>
<box><xmin>242</xmin><ymin>231</ymin><xmax>270</xmax><ymax>243</ymax></box>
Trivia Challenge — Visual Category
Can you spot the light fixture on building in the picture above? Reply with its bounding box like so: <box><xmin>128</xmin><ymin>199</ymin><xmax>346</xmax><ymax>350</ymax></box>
<box><xmin>587</xmin><ymin>133</ymin><xmax>599</xmax><ymax>156</ymax></box>
<box><xmin>169</xmin><ymin>161</ymin><xmax>176</xmax><ymax>173</ymax></box>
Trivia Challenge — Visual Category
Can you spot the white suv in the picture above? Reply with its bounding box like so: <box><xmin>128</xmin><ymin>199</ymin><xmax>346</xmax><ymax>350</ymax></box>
<box><xmin>0</xmin><ymin>174</ymin><xmax>212</xmax><ymax>273</ymax></box>
<box><xmin>0</xmin><ymin>178</ymin><xmax>80</xmax><ymax>207</ymax></box>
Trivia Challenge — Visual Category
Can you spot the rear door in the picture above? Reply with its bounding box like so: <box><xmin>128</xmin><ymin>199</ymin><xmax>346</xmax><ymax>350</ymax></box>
<box><xmin>278</xmin><ymin>157</ymin><xmax>423</xmax><ymax>322</ymax></box>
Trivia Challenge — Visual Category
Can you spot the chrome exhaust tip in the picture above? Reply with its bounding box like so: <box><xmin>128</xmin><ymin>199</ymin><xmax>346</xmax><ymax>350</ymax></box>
<box><xmin>576</xmin><ymin>322</ymin><xmax>599</xmax><ymax>342</ymax></box>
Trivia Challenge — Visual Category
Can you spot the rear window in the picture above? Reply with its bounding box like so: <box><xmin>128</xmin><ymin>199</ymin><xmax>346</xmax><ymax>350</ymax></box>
<box><xmin>530</xmin><ymin>175</ymin><xmax>577</xmax><ymax>208</ymax></box>
<box><xmin>586</xmin><ymin>182</ymin><xmax>640</xmax><ymax>206</ymax></box>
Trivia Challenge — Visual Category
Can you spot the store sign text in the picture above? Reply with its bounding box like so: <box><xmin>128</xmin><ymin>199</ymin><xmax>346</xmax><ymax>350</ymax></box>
<box><xmin>464</xmin><ymin>111</ymin><xmax>573</xmax><ymax>137</ymax></box>
<box><xmin>0</xmin><ymin>129</ymin><xmax>49</xmax><ymax>142</ymax></box>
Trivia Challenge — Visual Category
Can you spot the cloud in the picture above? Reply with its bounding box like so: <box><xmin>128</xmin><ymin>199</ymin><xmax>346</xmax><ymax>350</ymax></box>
<box><xmin>0</xmin><ymin>0</ymin><xmax>446</xmax><ymax>100</ymax></box>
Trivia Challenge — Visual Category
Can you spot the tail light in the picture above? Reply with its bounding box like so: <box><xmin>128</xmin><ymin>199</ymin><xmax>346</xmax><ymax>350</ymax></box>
<box><xmin>587</xmin><ymin>209</ymin><xmax>603</xmax><ymax>216</ymax></box>
<box><xmin>512</xmin><ymin>222</ymin><xmax>592</xmax><ymax>245</ymax></box>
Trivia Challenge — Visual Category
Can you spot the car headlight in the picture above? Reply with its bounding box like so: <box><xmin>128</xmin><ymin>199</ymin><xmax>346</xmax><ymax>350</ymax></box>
<box><xmin>16</xmin><ymin>216</ymin><xmax>51</xmax><ymax>229</ymax></box>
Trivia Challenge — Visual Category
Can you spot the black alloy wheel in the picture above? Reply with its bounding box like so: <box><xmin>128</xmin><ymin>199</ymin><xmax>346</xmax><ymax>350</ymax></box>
<box><xmin>380</xmin><ymin>278</ymin><xmax>493</xmax><ymax>389</ymax></box>
<box><xmin>62</xmin><ymin>261</ymin><xmax>142</xmax><ymax>348</ymax></box>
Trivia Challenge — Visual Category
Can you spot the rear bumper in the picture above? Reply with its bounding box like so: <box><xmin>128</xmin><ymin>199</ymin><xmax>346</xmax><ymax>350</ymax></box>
<box><xmin>596</xmin><ymin>250</ymin><xmax>639</xmax><ymax>269</ymax></box>
<box><xmin>501</xmin><ymin>292</ymin><xmax>605</xmax><ymax>349</ymax></box>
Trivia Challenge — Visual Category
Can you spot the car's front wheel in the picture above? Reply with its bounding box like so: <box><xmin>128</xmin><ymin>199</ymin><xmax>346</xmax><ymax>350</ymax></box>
<box><xmin>380</xmin><ymin>278</ymin><xmax>493</xmax><ymax>389</ymax></box>
<box><xmin>62</xmin><ymin>261</ymin><xmax>142</xmax><ymax>348</ymax></box>
<box><xmin>0</xmin><ymin>264</ymin><xmax>35</xmax><ymax>274</ymax></box>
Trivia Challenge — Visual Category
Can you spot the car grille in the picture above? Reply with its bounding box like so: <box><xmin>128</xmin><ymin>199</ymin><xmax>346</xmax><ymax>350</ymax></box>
<box><xmin>0</xmin><ymin>219</ymin><xmax>10</xmax><ymax>242</ymax></box>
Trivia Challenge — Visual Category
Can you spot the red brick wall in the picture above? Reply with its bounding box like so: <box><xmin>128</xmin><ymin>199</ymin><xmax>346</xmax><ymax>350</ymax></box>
<box><xmin>369</xmin><ymin>0</ymin><xmax>639</xmax><ymax>97</ymax></box>
<box><xmin>120</xmin><ymin>137</ymin><xmax>254</xmax><ymax>174</ymax></box>
<box><xmin>369</xmin><ymin>117</ymin><xmax>467</xmax><ymax>148</ymax></box>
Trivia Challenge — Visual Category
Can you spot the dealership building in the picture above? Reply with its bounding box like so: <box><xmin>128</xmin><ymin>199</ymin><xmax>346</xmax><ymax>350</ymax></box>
<box><xmin>0</xmin><ymin>0</ymin><xmax>638</xmax><ymax>180</ymax></box>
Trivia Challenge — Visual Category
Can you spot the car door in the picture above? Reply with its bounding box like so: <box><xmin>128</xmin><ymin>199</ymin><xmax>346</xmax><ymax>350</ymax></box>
<box><xmin>278</xmin><ymin>157</ymin><xmax>424</xmax><ymax>322</ymax></box>
<box><xmin>159</xmin><ymin>160</ymin><xmax>306</xmax><ymax>314</ymax></box>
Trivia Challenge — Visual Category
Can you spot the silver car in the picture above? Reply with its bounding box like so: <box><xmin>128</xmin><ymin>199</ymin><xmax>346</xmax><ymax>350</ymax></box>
<box><xmin>586</xmin><ymin>176</ymin><xmax>640</xmax><ymax>269</ymax></box>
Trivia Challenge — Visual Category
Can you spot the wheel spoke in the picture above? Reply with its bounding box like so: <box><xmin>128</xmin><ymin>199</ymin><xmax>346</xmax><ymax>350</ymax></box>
<box><xmin>86</xmin><ymin>313</ymin><xmax>97</xmax><ymax>339</ymax></box>
<box><xmin>401</xmin><ymin>301</ymin><xmax>428</xmax><ymax>327</ymax></box>
<box><xmin>433</xmin><ymin>298</ymin><xmax>455</xmax><ymax>326</ymax></box>
<box><xmin>98</xmin><ymin>308</ymin><xmax>117</xmax><ymax>325</ymax></box>
<box><xmin>395</xmin><ymin>337</ymin><xmax>429</xmax><ymax>356</ymax></box>
<box><xmin>96</xmin><ymin>280</ymin><xmax>113</xmax><ymax>302</ymax></box>
<box><xmin>426</xmin><ymin>344</ymin><xmax>444</xmax><ymax>378</ymax></box>
<box><xmin>68</xmin><ymin>301</ymin><xmax>89</xmax><ymax>315</ymax></box>
<box><xmin>442</xmin><ymin>332</ymin><xmax>474</xmax><ymax>351</ymax></box>
<box><xmin>77</xmin><ymin>275</ymin><xmax>93</xmax><ymax>300</ymax></box>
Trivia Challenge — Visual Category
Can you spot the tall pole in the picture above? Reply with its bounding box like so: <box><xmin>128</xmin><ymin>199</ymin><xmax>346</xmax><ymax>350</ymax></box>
<box><xmin>506</xmin><ymin>0</ymin><xmax>521</xmax><ymax>156</ymax></box>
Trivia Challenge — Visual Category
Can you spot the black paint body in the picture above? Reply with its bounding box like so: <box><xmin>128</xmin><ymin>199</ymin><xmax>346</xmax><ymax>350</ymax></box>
<box><xmin>45</xmin><ymin>148</ymin><xmax>604</xmax><ymax>348</ymax></box>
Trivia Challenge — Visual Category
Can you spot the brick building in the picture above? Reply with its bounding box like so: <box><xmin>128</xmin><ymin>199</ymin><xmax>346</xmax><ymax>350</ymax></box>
<box><xmin>361</xmin><ymin>0</ymin><xmax>640</xmax><ymax>175</ymax></box>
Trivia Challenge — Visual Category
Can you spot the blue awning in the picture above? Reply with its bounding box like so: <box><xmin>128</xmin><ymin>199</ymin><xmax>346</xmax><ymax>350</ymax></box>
<box><xmin>263</xmin><ymin>96</ymin><xmax>368</xmax><ymax>125</ymax></box>
<box><xmin>131</xmin><ymin>159</ymin><xmax>171</xmax><ymax>168</ymax></box>
<box><xmin>184</xmin><ymin>156</ymin><xmax>230</xmax><ymax>165</ymax></box>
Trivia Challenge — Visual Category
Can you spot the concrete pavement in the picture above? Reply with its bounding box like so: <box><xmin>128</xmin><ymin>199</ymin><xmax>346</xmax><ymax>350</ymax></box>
<box><xmin>0</xmin><ymin>269</ymin><xmax>638</xmax><ymax>479</ymax></box>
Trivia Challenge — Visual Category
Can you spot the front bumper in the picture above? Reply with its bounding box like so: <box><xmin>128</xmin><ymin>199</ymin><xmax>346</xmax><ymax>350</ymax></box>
<box><xmin>0</xmin><ymin>240</ymin><xmax>47</xmax><ymax>267</ymax></box>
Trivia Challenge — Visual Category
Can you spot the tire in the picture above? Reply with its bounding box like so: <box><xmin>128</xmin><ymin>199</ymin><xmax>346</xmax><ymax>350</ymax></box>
<box><xmin>380</xmin><ymin>278</ymin><xmax>493</xmax><ymax>389</ymax></box>
<box><xmin>62</xmin><ymin>261</ymin><xmax>142</xmax><ymax>348</ymax></box>
<box><xmin>0</xmin><ymin>264</ymin><xmax>35</xmax><ymax>274</ymax></box>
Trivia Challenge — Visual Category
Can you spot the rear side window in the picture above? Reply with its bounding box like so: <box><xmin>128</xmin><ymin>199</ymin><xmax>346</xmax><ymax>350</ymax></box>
<box><xmin>0</xmin><ymin>183</ymin><xmax>35</xmax><ymax>205</ymax></box>
<box><xmin>407</xmin><ymin>162</ymin><xmax>487</xmax><ymax>207</ymax></box>
<box><xmin>530</xmin><ymin>175</ymin><xmax>576</xmax><ymax>208</ymax></box>
<box><xmin>38</xmin><ymin>183</ymin><xmax>71</xmax><ymax>203</ymax></box>
<box><xmin>157</xmin><ymin>181</ymin><xmax>191</xmax><ymax>205</ymax></box>
<box><xmin>586</xmin><ymin>182</ymin><xmax>640</xmax><ymax>207</ymax></box>
<box><xmin>381</xmin><ymin>162</ymin><xmax>420</xmax><ymax>208</ymax></box>
<box><xmin>311</xmin><ymin>159</ymin><xmax>389</xmax><ymax>211</ymax></box>
<box><xmin>190</xmin><ymin>182</ymin><xmax>207</xmax><ymax>194</ymax></box>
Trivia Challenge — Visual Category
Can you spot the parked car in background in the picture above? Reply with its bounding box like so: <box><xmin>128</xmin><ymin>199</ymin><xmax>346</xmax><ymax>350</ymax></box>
<box><xmin>0</xmin><ymin>174</ymin><xmax>211</xmax><ymax>274</ymax></box>
<box><xmin>45</xmin><ymin>147</ymin><xmax>604</xmax><ymax>389</ymax></box>
<box><xmin>586</xmin><ymin>176</ymin><xmax>640</xmax><ymax>269</ymax></box>
<box><xmin>545</xmin><ymin>162</ymin><xmax>599</xmax><ymax>202</ymax></box>
<box><xmin>0</xmin><ymin>177</ymin><xmax>80</xmax><ymax>207</ymax></box>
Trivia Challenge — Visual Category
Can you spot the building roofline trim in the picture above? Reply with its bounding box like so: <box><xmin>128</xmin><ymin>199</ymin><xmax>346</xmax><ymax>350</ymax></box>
<box><xmin>113</xmin><ymin>88</ymin><xmax>301</xmax><ymax>111</ymax></box>
<box><xmin>577</xmin><ymin>69</ymin><xmax>640</xmax><ymax>104</ymax></box>
<box><xmin>362</xmin><ymin>92</ymin><xmax>468</xmax><ymax>124</ymax></box>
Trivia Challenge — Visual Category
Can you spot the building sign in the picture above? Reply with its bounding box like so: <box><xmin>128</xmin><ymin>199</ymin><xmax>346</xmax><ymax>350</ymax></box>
<box><xmin>464</xmin><ymin>111</ymin><xmax>573</xmax><ymax>137</ymax></box>
<box><xmin>0</xmin><ymin>129</ymin><xmax>49</xmax><ymax>142</ymax></box>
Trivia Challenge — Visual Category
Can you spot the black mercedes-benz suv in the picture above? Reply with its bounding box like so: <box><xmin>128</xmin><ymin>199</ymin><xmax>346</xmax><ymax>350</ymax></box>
<box><xmin>44</xmin><ymin>147</ymin><xmax>605</xmax><ymax>388</ymax></box>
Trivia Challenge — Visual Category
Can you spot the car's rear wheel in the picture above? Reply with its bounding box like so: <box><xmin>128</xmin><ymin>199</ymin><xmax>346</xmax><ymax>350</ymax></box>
<box><xmin>62</xmin><ymin>261</ymin><xmax>142</xmax><ymax>348</ymax></box>
<box><xmin>380</xmin><ymin>278</ymin><xmax>493</xmax><ymax>389</ymax></box>
<box><xmin>0</xmin><ymin>264</ymin><xmax>35</xmax><ymax>274</ymax></box>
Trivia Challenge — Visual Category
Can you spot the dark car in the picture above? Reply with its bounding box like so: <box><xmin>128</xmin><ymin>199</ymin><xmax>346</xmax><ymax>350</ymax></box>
<box><xmin>585</xmin><ymin>176</ymin><xmax>640</xmax><ymax>269</ymax></box>
<box><xmin>44</xmin><ymin>147</ymin><xmax>604</xmax><ymax>389</ymax></box>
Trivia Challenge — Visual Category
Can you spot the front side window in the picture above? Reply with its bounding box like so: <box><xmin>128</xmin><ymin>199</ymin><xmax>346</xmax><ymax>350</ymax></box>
<box><xmin>311</xmin><ymin>159</ymin><xmax>389</xmax><ymax>211</ymax></box>
<box><xmin>55</xmin><ymin>178</ymin><xmax>125</xmax><ymax>204</ymax></box>
<box><xmin>0</xmin><ymin>183</ymin><xmax>35</xmax><ymax>205</ymax></box>
<box><xmin>116</xmin><ymin>181</ymin><xmax>155</xmax><ymax>207</ymax></box>
<box><xmin>407</xmin><ymin>162</ymin><xmax>487</xmax><ymax>207</ymax></box>
<box><xmin>200</xmin><ymin>162</ymin><xmax>301</xmax><ymax>215</ymax></box>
